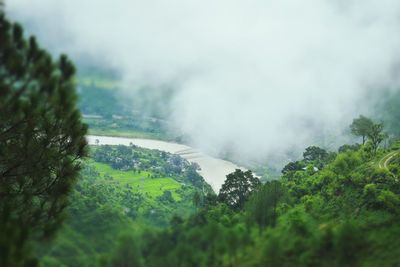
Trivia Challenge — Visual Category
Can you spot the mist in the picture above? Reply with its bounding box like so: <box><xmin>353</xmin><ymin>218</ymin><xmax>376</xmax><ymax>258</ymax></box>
<box><xmin>7</xmin><ymin>0</ymin><xmax>400</xmax><ymax>165</ymax></box>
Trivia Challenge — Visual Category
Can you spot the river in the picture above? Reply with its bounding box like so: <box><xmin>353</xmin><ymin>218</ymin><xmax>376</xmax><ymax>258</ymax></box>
<box><xmin>86</xmin><ymin>135</ymin><xmax>245</xmax><ymax>191</ymax></box>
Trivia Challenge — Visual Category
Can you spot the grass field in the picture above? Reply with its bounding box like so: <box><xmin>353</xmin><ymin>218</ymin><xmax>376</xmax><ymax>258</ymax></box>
<box><xmin>87</xmin><ymin>127</ymin><xmax>168</xmax><ymax>140</ymax></box>
<box><xmin>90</xmin><ymin>161</ymin><xmax>182</xmax><ymax>200</ymax></box>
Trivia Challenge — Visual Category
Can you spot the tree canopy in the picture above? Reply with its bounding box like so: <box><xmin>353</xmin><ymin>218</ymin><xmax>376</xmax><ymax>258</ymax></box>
<box><xmin>303</xmin><ymin>146</ymin><xmax>328</xmax><ymax>162</ymax></box>
<box><xmin>218</xmin><ymin>169</ymin><xmax>261</xmax><ymax>210</ymax></box>
<box><xmin>350</xmin><ymin>115</ymin><xmax>374</xmax><ymax>144</ymax></box>
<box><xmin>0</xmin><ymin>15</ymin><xmax>87</xmax><ymax>266</ymax></box>
<box><xmin>245</xmin><ymin>180</ymin><xmax>288</xmax><ymax>228</ymax></box>
<box><xmin>349</xmin><ymin>115</ymin><xmax>387</xmax><ymax>154</ymax></box>
<box><xmin>367</xmin><ymin>123</ymin><xmax>386</xmax><ymax>154</ymax></box>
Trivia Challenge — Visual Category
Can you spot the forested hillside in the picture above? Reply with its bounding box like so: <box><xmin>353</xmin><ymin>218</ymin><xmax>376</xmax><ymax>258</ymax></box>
<box><xmin>77</xmin><ymin>72</ymin><xmax>176</xmax><ymax>141</ymax></box>
<box><xmin>38</xmin><ymin>117</ymin><xmax>400</xmax><ymax>266</ymax></box>
<box><xmin>128</xmin><ymin>138</ymin><xmax>400</xmax><ymax>267</ymax></box>
<box><xmin>38</xmin><ymin>145</ymin><xmax>210</xmax><ymax>266</ymax></box>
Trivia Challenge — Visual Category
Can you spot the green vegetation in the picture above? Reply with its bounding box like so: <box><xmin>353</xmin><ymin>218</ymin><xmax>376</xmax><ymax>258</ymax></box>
<box><xmin>78</xmin><ymin>84</ymin><xmax>171</xmax><ymax>140</ymax></box>
<box><xmin>88</xmin><ymin>127</ymin><xmax>166</xmax><ymax>140</ymax></box>
<box><xmin>0</xmin><ymin>15</ymin><xmax>87</xmax><ymax>266</ymax></box>
<box><xmin>37</xmin><ymin>145</ymin><xmax>211</xmax><ymax>266</ymax></box>
<box><xmin>123</xmin><ymin>133</ymin><xmax>400</xmax><ymax>267</ymax></box>
<box><xmin>36</xmin><ymin>134</ymin><xmax>400</xmax><ymax>266</ymax></box>
<box><xmin>79</xmin><ymin>85</ymin><xmax>127</xmax><ymax>117</ymax></box>
<box><xmin>77</xmin><ymin>75</ymin><xmax>177</xmax><ymax>141</ymax></box>
<box><xmin>89</xmin><ymin>161</ymin><xmax>182</xmax><ymax>200</ymax></box>
<box><xmin>3</xmin><ymin>10</ymin><xmax>400</xmax><ymax>267</ymax></box>
<box><xmin>350</xmin><ymin>115</ymin><xmax>375</xmax><ymax>145</ymax></box>
<box><xmin>218</xmin><ymin>170</ymin><xmax>261</xmax><ymax>210</ymax></box>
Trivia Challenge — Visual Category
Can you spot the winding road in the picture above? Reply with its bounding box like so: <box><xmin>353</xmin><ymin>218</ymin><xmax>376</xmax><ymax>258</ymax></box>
<box><xmin>86</xmin><ymin>135</ymin><xmax>246</xmax><ymax>191</ymax></box>
<box><xmin>378</xmin><ymin>150</ymin><xmax>399</xmax><ymax>170</ymax></box>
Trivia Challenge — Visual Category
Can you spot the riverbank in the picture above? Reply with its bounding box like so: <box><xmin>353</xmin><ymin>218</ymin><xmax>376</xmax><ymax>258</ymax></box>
<box><xmin>87</xmin><ymin>135</ymin><xmax>246</xmax><ymax>191</ymax></box>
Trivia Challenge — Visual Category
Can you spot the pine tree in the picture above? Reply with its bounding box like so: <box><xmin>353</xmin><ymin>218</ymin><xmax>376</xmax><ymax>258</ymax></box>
<box><xmin>0</xmin><ymin>13</ymin><xmax>87</xmax><ymax>266</ymax></box>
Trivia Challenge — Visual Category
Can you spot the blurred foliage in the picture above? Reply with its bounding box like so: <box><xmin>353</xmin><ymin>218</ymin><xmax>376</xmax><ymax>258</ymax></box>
<box><xmin>77</xmin><ymin>77</ymin><xmax>176</xmax><ymax>141</ymax></box>
<box><xmin>0</xmin><ymin>15</ymin><xmax>87</xmax><ymax>266</ymax></box>
<box><xmin>122</xmin><ymin>140</ymin><xmax>400</xmax><ymax>267</ymax></box>
<box><xmin>37</xmin><ymin>145</ymin><xmax>209</xmax><ymax>266</ymax></box>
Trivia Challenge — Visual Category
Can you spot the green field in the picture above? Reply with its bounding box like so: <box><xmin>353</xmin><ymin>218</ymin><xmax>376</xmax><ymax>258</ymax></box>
<box><xmin>90</xmin><ymin>161</ymin><xmax>182</xmax><ymax>200</ymax></box>
<box><xmin>87</xmin><ymin>127</ymin><xmax>168</xmax><ymax>140</ymax></box>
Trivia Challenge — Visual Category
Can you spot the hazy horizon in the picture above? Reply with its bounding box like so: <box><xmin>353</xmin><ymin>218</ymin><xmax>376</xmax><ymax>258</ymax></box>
<box><xmin>7</xmin><ymin>0</ymin><xmax>400</xmax><ymax>165</ymax></box>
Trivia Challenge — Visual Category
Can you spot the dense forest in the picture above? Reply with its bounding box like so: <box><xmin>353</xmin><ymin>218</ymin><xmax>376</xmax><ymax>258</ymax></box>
<box><xmin>2</xmin><ymin>6</ymin><xmax>400</xmax><ymax>267</ymax></box>
<box><xmin>39</xmin><ymin>126</ymin><xmax>400</xmax><ymax>266</ymax></box>
<box><xmin>133</xmin><ymin>139</ymin><xmax>400</xmax><ymax>267</ymax></box>
<box><xmin>38</xmin><ymin>145</ymin><xmax>210</xmax><ymax>266</ymax></box>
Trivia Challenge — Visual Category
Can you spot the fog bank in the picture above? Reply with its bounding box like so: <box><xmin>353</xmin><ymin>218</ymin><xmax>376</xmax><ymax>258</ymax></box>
<box><xmin>7</xmin><ymin>0</ymin><xmax>400</xmax><ymax>165</ymax></box>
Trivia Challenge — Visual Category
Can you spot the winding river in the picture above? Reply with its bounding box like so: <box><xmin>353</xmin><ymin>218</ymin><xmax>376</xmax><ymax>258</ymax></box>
<box><xmin>87</xmin><ymin>135</ymin><xmax>245</xmax><ymax>191</ymax></box>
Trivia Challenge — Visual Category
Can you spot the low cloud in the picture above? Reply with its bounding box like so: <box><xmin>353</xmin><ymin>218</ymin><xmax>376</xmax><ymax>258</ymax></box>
<box><xmin>7</xmin><ymin>0</ymin><xmax>400</xmax><ymax>166</ymax></box>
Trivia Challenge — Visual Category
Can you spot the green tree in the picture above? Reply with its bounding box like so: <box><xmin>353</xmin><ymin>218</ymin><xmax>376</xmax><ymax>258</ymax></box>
<box><xmin>367</xmin><ymin>122</ymin><xmax>386</xmax><ymax>154</ymax></box>
<box><xmin>338</xmin><ymin>143</ymin><xmax>361</xmax><ymax>153</ymax></box>
<box><xmin>332</xmin><ymin>151</ymin><xmax>362</xmax><ymax>175</ymax></box>
<box><xmin>281</xmin><ymin>161</ymin><xmax>304</xmax><ymax>175</ymax></box>
<box><xmin>218</xmin><ymin>169</ymin><xmax>261</xmax><ymax>210</ymax></box>
<box><xmin>111</xmin><ymin>234</ymin><xmax>143</xmax><ymax>267</ymax></box>
<box><xmin>245</xmin><ymin>180</ymin><xmax>288</xmax><ymax>228</ymax></box>
<box><xmin>0</xmin><ymin>15</ymin><xmax>87</xmax><ymax>266</ymax></box>
<box><xmin>303</xmin><ymin>146</ymin><xmax>328</xmax><ymax>162</ymax></box>
<box><xmin>334</xmin><ymin>222</ymin><xmax>366</xmax><ymax>267</ymax></box>
<box><xmin>192</xmin><ymin>191</ymin><xmax>201</xmax><ymax>209</ymax></box>
<box><xmin>350</xmin><ymin>115</ymin><xmax>374</xmax><ymax>144</ymax></box>
<box><xmin>158</xmin><ymin>190</ymin><xmax>175</xmax><ymax>204</ymax></box>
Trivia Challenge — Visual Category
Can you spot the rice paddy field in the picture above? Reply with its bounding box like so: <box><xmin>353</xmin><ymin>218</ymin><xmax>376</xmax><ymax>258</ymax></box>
<box><xmin>89</xmin><ymin>161</ymin><xmax>183</xmax><ymax>201</ymax></box>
